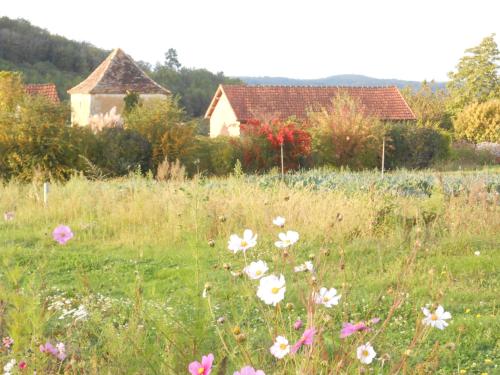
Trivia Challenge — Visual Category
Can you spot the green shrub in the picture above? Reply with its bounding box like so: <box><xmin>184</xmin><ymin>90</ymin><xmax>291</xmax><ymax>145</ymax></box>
<box><xmin>385</xmin><ymin>122</ymin><xmax>451</xmax><ymax>169</ymax></box>
<box><xmin>308</xmin><ymin>94</ymin><xmax>383</xmax><ymax>169</ymax></box>
<box><xmin>193</xmin><ymin>136</ymin><xmax>241</xmax><ymax>176</ymax></box>
<box><xmin>94</xmin><ymin>128</ymin><xmax>152</xmax><ymax>176</ymax></box>
<box><xmin>453</xmin><ymin>99</ymin><xmax>500</xmax><ymax>143</ymax></box>
<box><xmin>0</xmin><ymin>96</ymin><xmax>91</xmax><ymax>181</ymax></box>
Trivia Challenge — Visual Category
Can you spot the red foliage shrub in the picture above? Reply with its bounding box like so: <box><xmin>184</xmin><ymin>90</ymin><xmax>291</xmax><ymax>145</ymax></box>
<box><xmin>239</xmin><ymin>119</ymin><xmax>311</xmax><ymax>172</ymax></box>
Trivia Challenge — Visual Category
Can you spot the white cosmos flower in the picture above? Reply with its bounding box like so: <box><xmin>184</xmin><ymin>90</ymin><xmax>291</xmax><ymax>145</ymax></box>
<box><xmin>272</xmin><ymin>216</ymin><xmax>286</xmax><ymax>227</ymax></box>
<box><xmin>244</xmin><ymin>260</ymin><xmax>269</xmax><ymax>280</ymax></box>
<box><xmin>257</xmin><ymin>274</ymin><xmax>286</xmax><ymax>306</ymax></box>
<box><xmin>314</xmin><ymin>287</ymin><xmax>341</xmax><ymax>308</ymax></box>
<box><xmin>474</xmin><ymin>251</ymin><xmax>480</xmax><ymax>256</ymax></box>
<box><xmin>270</xmin><ymin>336</ymin><xmax>290</xmax><ymax>359</ymax></box>
<box><xmin>422</xmin><ymin>305</ymin><xmax>452</xmax><ymax>330</ymax></box>
<box><xmin>274</xmin><ymin>231</ymin><xmax>299</xmax><ymax>248</ymax></box>
<box><xmin>228</xmin><ymin>229</ymin><xmax>257</xmax><ymax>253</ymax></box>
<box><xmin>3</xmin><ymin>359</ymin><xmax>16</xmax><ymax>374</ymax></box>
<box><xmin>294</xmin><ymin>261</ymin><xmax>314</xmax><ymax>273</ymax></box>
<box><xmin>357</xmin><ymin>342</ymin><xmax>376</xmax><ymax>364</ymax></box>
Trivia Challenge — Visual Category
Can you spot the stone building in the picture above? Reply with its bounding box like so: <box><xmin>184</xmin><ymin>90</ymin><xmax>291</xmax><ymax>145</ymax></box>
<box><xmin>68</xmin><ymin>48</ymin><xmax>169</xmax><ymax>126</ymax></box>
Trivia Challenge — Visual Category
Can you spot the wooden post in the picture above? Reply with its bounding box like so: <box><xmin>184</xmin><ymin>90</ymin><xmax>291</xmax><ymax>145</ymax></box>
<box><xmin>381</xmin><ymin>137</ymin><xmax>385</xmax><ymax>179</ymax></box>
<box><xmin>280</xmin><ymin>142</ymin><xmax>284</xmax><ymax>181</ymax></box>
<box><xmin>43</xmin><ymin>182</ymin><xmax>49</xmax><ymax>206</ymax></box>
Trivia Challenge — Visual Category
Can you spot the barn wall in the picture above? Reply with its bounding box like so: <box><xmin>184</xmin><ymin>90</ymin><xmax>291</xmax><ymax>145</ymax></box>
<box><xmin>70</xmin><ymin>94</ymin><xmax>92</xmax><ymax>126</ymax></box>
<box><xmin>209</xmin><ymin>92</ymin><xmax>240</xmax><ymax>137</ymax></box>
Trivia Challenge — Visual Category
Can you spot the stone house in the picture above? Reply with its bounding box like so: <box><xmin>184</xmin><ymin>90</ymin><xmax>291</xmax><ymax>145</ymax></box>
<box><xmin>204</xmin><ymin>85</ymin><xmax>416</xmax><ymax>137</ymax></box>
<box><xmin>68</xmin><ymin>48</ymin><xmax>169</xmax><ymax>126</ymax></box>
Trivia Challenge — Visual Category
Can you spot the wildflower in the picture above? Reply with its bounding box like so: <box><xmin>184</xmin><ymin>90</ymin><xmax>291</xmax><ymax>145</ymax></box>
<box><xmin>272</xmin><ymin>216</ymin><xmax>285</xmax><ymax>227</ymax></box>
<box><xmin>474</xmin><ymin>251</ymin><xmax>480</xmax><ymax>256</ymax></box>
<box><xmin>357</xmin><ymin>342</ymin><xmax>376</xmax><ymax>364</ymax></box>
<box><xmin>314</xmin><ymin>287</ymin><xmax>341</xmax><ymax>308</ymax></box>
<box><xmin>228</xmin><ymin>230</ymin><xmax>257</xmax><ymax>253</ymax></box>
<box><xmin>244</xmin><ymin>260</ymin><xmax>269</xmax><ymax>280</ymax></box>
<box><xmin>233</xmin><ymin>366</ymin><xmax>265</xmax><ymax>375</ymax></box>
<box><xmin>2</xmin><ymin>337</ymin><xmax>14</xmax><ymax>348</ymax></box>
<box><xmin>208</xmin><ymin>239</ymin><xmax>216</xmax><ymax>247</ymax></box>
<box><xmin>270</xmin><ymin>336</ymin><xmax>290</xmax><ymax>359</ymax></box>
<box><xmin>293</xmin><ymin>318</ymin><xmax>302</xmax><ymax>330</ymax></box>
<box><xmin>216</xmin><ymin>317</ymin><xmax>225</xmax><ymax>324</ymax></box>
<box><xmin>3</xmin><ymin>359</ymin><xmax>16</xmax><ymax>375</ymax></box>
<box><xmin>40</xmin><ymin>341</ymin><xmax>66</xmax><ymax>361</ymax></box>
<box><xmin>18</xmin><ymin>361</ymin><xmax>27</xmax><ymax>370</ymax></box>
<box><xmin>291</xmin><ymin>327</ymin><xmax>316</xmax><ymax>354</ymax></box>
<box><xmin>52</xmin><ymin>225</ymin><xmax>74</xmax><ymax>245</ymax></box>
<box><xmin>294</xmin><ymin>261</ymin><xmax>314</xmax><ymax>273</ymax></box>
<box><xmin>188</xmin><ymin>353</ymin><xmax>214</xmax><ymax>375</ymax></box>
<box><xmin>275</xmin><ymin>231</ymin><xmax>299</xmax><ymax>248</ymax></box>
<box><xmin>340</xmin><ymin>318</ymin><xmax>380</xmax><ymax>338</ymax></box>
<box><xmin>202</xmin><ymin>283</ymin><xmax>212</xmax><ymax>298</ymax></box>
<box><xmin>3</xmin><ymin>212</ymin><xmax>14</xmax><ymax>221</ymax></box>
<box><xmin>257</xmin><ymin>274</ymin><xmax>286</xmax><ymax>306</ymax></box>
<box><xmin>421</xmin><ymin>305</ymin><xmax>452</xmax><ymax>330</ymax></box>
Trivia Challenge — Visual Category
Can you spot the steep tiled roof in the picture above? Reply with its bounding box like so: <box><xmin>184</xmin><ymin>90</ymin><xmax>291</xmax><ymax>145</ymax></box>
<box><xmin>24</xmin><ymin>83</ymin><xmax>60</xmax><ymax>104</ymax></box>
<box><xmin>206</xmin><ymin>85</ymin><xmax>415</xmax><ymax>121</ymax></box>
<box><xmin>68</xmin><ymin>48</ymin><xmax>170</xmax><ymax>95</ymax></box>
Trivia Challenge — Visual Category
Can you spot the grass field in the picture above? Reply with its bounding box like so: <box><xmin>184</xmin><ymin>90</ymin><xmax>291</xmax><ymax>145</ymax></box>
<box><xmin>0</xmin><ymin>169</ymin><xmax>499</xmax><ymax>374</ymax></box>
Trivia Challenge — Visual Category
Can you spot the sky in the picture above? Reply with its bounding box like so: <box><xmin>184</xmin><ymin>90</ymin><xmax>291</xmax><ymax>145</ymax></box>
<box><xmin>1</xmin><ymin>0</ymin><xmax>499</xmax><ymax>81</ymax></box>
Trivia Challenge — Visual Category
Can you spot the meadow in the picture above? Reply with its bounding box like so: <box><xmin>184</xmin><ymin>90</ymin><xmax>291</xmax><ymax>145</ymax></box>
<box><xmin>0</xmin><ymin>169</ymin><xmax>499</xmax><ymax>374</ymax></box>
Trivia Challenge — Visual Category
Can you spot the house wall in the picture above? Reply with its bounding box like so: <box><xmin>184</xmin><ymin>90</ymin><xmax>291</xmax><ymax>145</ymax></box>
<box><xmin>70</xmin><ymin>94</ymin><xmax>92</xmax><ymax>126</ymax></box>
<box><xmin>209</xmin><ymin>92</ymin><xmax>240</xmax><ymax>137</ymax></box>
<box><xmin>71</xmin><ymin>93</ymin><xmax>168</xmax><ymax>126</ymax></box>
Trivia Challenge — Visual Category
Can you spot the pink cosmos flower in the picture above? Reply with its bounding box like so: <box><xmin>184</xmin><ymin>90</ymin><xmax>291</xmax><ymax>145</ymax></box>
<box><xmin>18</xmin><ymin>361</ymin><xmax>27</xmax><ymax>370</ymax></box>
<box><xmin>52</xmin><ymin>225</ymin><xmax>74</xmax><ymax>245</ymax></box>
<box><xmin>233</xmin><ymin>366</ymin><xmax>265</xmax><ymax>375</ymax></box>
<box><xmin>291</xmin><ymin>327</ymin><xmax>316</xmax><ymax>354</ymax></box>
<box><xmin>340</xmin><ymin>318</ymin><xmax>381</xmax><ymax>338</ymax></box>
<box><xmin>40</xmin><ymin>341</ymin><xmax>66</xmax><ymax>361</ymax></box>
<box><xmin>293</xmin><ymin>319</ymin><xmax>303</xmax><ymax>330</ymax></box>
<box><xmin>2</xmin><ymin>336</ymin><xmax>14</xmax><ymax>348</ymax></box>
<box><xmin>189</xmin><ymin>353</ymin><xmax>214</xmax><ymax>375</ymax></box>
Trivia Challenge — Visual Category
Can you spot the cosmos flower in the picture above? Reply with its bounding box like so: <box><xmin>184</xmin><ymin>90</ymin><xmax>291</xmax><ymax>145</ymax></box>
<box><xmin>357</xmin><ymin>342</ymin><xmax>376</xmax><ymax>364</ymax></box>
<box><xmin>244</xmin><ymin>260</ymin><xmax>269</xmax><ymax>280</ymax></box>
<box><xmin>294</xmin><ymin>261</ymin><xmax>314</xmax><ymax>273</ymax></box>
<box><xmin>275</xmin><ymin>231</ymin><xmax>299</xmax><ymax>248</ymax></box>
<box><xmin>2</xmin><ymin>337</ymin><xmax>14</xmax><ymax>348</ymax></box>
<box><xmin>291</xmin><ymin>327</ymin><xmax>316</xmax><ymax>354</ymax></box>
<box><xmin>422</xmin><ymin>305</ymin><xmax>452</xmax><ymax>330</ymax></box>
<box><xmin>18</xmin><ymin>361</ymin><xmax>27</xmax><ymax>370</ymax></box>
<box><xmin>257</xmin><ymin>274</ymin><xmax>286</xmax><ymax>306</ymax></box>
<box><xmin>340</xmin><ymin>318</ymin><xmax>381</xmax><ymax>338</ymax></box>
<box><xmin>474</xmin><ymin>251</ymin><xmax>480</xmax><ymax>256</ymax></box>
<box><xmin>52</xmin><ymin>225</ymin><xmax>74</xmax><ymax>245</ymax></box>
<box><xmin>272</xmin><ymin>216</ymin><xmax>285</xmax><ymax>227</ymax></box>
<box><xmin>314</xmin><ymin>287</ymin><xmax>341</xmax><ymax>308</ymax></box>
<box><xmin>270</xmin><ymin>336</ymin><xmax>290</xmax><ymax>359</ymax></box>
<box><xmin>40</xmin><ymin>342</ymin><xmax>66</xmax><ymax>361</ymax></box>
<box><xmin>233</xmin><ymin>366</ymin><xmax>265</xmax><ymax>375</ymax></box>
<box><xmin>228</xmin><ymin>230</ymin><xmax>257</xmax><ymax>253</ymax></box>
<box><xmin>293</xmin><ymin>318</ymin><xmax>303</xmax><ymax>330</ymax></box>
<box><xmin>3</xmin><ymin>359</ymin><xmax>16</xmax><ymax>375</ymax></box>
<box><xmin>188</xmin><ymin>353</ymin><xmax>214</xmax><ymax>375</ymax></box>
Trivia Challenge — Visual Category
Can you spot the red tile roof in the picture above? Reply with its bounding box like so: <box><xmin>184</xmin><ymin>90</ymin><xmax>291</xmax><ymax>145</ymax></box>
<box><xmin>206</xmin><ymin>85</ymin><xmax>415</xmax><ymax>121</ymax></box>
<box><xmin>24</xmin><ymin>83</ymin><xmax>60</xmax><ymax>104</ymax></box>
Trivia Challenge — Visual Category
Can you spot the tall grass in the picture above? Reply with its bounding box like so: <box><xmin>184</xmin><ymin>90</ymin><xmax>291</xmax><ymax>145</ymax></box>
<box><xmin>0</xmin><ymin>170</ymin><xmax>498</xmax><ymax>374</ymax></box>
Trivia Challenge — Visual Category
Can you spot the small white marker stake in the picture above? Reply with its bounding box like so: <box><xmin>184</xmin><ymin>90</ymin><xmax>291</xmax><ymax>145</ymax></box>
<box><xmin>43</xmin><ymin>182</ymin><xmax>49</xmax><ymax>206</ymax></box>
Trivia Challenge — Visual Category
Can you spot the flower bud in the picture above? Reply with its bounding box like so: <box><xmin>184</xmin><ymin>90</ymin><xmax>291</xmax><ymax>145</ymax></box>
<box><xmin>217</xmin><ymin>317</ymin><xmax>225</xmax><ymax>324</ymax></box>
<box><xmin>286</xmin><ymin>303</ymin><xmax>294</xmax><ymax>311</ymax></box>
<box><xmin>204</xmin><ymin>282</ymin><xmax>212</xmax><ymax>291</ymax></box>
<box><xmin>232</xmin><ymin>326</ymin><xmax>241</xmax><ymax>335</ymax></box>
<box><xmin>218</xmin><ymin>215</ymin><xmax>227</xmax><ymax>223</ymax></box>
<box><xmin>236</xmin><ymin>333</ymin><xmax>246</xmax><ymax>342</ymax></box>
<box><xmin>208</xmin><ymin>239</ymin><xmax>215</xmax><ymax>247</ymax></box>
<box><xmin>308</xmin><ymin>253</ymin><xmax>315</xmax><ymax>260</ymax></box>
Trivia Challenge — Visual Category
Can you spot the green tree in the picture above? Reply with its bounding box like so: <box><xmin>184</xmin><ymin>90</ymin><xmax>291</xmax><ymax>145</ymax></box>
<box><xmin>454</xmin><ymin>99</ymin><xmax>500</xmax><ymax>143</ymax></box>
<box><xmin>164</xmin><ymin>48</ymin><xmax>181</xmax><ymax>71</ymax></box>
<box><xmin>447</xmin><ymin>34</ymin><xmax>500</xmax><ymax>115</ymax></box>
<box><xmin>0</xmin><ymin>71</ymin><xmax>25</xmax><ymax>112</ymax></box>
<box><xmin>401</xmin><ymin>81</ymin><xmax>452</xmax><ymax>130</ymax></box>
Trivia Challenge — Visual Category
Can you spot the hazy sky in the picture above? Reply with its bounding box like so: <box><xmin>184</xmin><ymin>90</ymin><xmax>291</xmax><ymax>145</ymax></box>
<box><xmin>1</xmin><ymin>0</ymin><xmax>499</xmax><ymax>81</ymax></box>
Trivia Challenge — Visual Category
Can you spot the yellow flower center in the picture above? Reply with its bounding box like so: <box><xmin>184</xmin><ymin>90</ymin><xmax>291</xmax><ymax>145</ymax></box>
<box><xmin>256</xmin><ymin>270</ymin><xmax>262</xmax><ymax>276</ymax></box>
<box><xmin>323</xmin><ymin>296</ymin><xmax>331</xmax><ymax>302</ymax></box>
<box><xmin>198</xmin><ymin>368</ymin><xmax>204</xmax><ymax>374</ymax></box>
<box><xmin>362</xmin><ymin>350</ymin><xmax>369</xmax><ymax>357</ymax></box>
<box><xmin>280</xmin><ymin>343</ymin><xmax>287</xmax><ymax>350</ymax></box>
<box><xmin>271</xmin><ymin>287</ymin><xmax>281</xmax><ymax>294</ymax></box>
<box><xmin>241</xmin><ymin>240</ymin><xmax>248</xmax><ymax>247</ymax></box>
<box><xmin>431</xmin><ymin>314</ymin><xmax>438</xmax><ymax>321</ymax></box>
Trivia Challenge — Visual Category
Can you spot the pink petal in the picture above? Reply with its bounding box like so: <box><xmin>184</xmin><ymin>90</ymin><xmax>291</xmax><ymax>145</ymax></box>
<box><xmin>189</xmin><ymin>361</ymin><xmax>203</xmax><ymax>375</ymax></box>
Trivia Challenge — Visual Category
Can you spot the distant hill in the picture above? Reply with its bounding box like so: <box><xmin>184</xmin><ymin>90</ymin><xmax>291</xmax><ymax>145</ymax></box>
<box><xmin>239</xmin><ymin>74</ymin><xmax>446</xmax><ymax>90</ymax></box>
